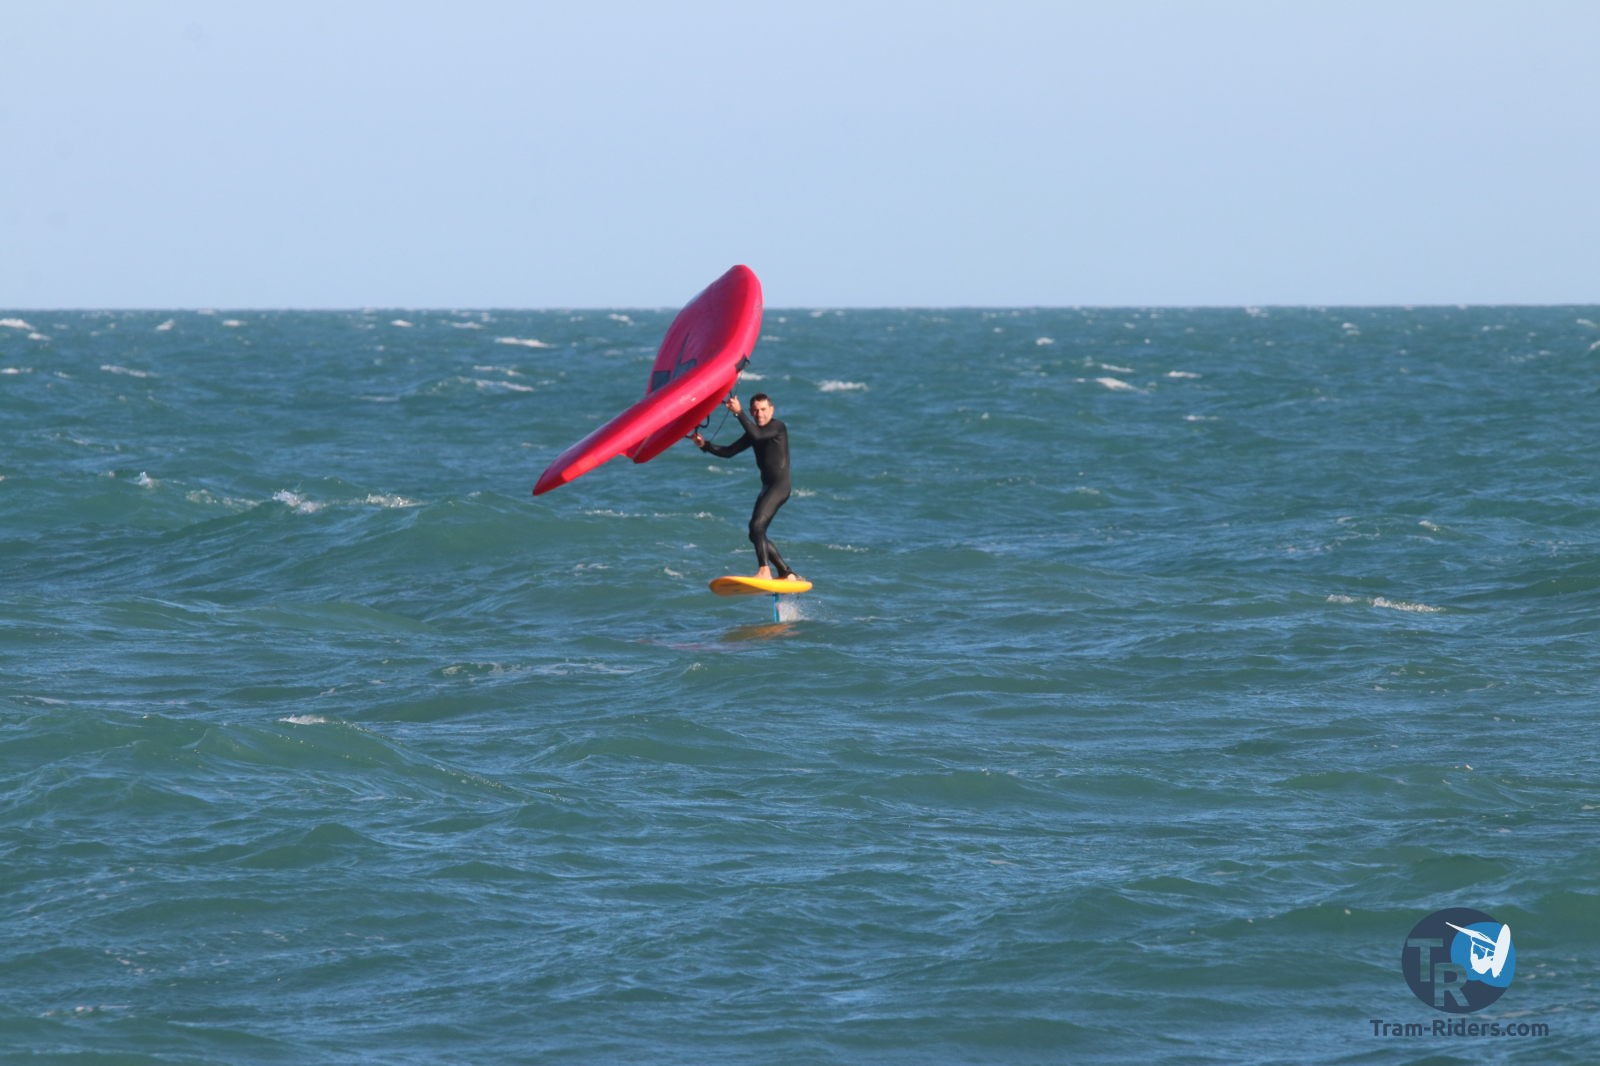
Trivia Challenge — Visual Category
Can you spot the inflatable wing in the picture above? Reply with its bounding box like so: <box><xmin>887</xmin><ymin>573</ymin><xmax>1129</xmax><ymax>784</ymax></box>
<box><xmin>532</xmin><ymin>265</ymin><xmax>763</xmax><ymax>496</ymax></box>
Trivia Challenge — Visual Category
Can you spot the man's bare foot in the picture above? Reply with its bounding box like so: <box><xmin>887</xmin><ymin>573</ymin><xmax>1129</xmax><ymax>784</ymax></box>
<box><xmin>754</xmin><ymin>566</ymin><xmax>774</xmax><ymax>580</ymax></box>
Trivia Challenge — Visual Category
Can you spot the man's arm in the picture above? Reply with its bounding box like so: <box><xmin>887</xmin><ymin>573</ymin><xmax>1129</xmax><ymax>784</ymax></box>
<box><xmin>698</xmin><ymin>431</ymin><xmax>751</xmax><ymax>458</ymax></box>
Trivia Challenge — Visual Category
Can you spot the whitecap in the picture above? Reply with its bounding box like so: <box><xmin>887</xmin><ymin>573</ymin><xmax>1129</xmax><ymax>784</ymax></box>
<box><xmin>608</xmin><ymin>313</ymin><xmax>634</xmax><ymax>324</ymax></box>
<box><xmin>281</xmin><ymin>715</ymin><xmax>330</xmax><ymax>725</ymax></box>
<box><xmin>441</xmin><ymin>663</ymin><xmax>514</xmax><ymax>678</ymax></box>
<box><xmin>472</xmin><ymin>378</ymin><xmax>535</xmax><ymax>393</ymax></box>
<box><xmin>495</xmin><ymin>337</ymin><xmax>552</xmax><ymax>349</ymax></box>
<box><xmin>1035</xmin><ymin>337</ymin><xmax>1055</xmax><ymax>346</ymax></box>
<box><xmin>1372</xmin><ymin>596</ymin><xmax>1443</xmax><ymax>614</ymax></box>
<box><xmin>363</xmin><ymin>494</ymin><xmax>422</xmax><ymax>509</ymax></box>
<box><xmin>0</xmin><ymin>318</ymin><xmax>36</xmax><ymax>331</ymax></box>
<box><xmin>155</xmin><ymin>319</ymin><xmax>175</xmax><ymax>332</ymax></box>
<box><xmin>1167</xmin><ymin>370</ymin><xmax>1201</xmax><ymax>379</ymax></box>
<box><xmin>273</xmin><ymin>490</ymin><xmax>322</xmax><ymax>515</ymax></box>
<box><xmin>1100</xmin><ymin>363</ymin><xmax>1135</xmax><ymax>374</ymax></box>
<box><xmin>390</xmin><ymin>319</ymin><xmax>414</xmax><ymax>328</ymax></box>
<box><xmin>100</xmin><ymin>364</ymin><xmax>152</xmax><ymax>378</ymax></box>
<box><xmin>819</xmin><ymin>380</ymin><xmax>868</xmax><ymax>392</ymax></box>
<box><xmin>1329</xmin><ymin>593</ymin><xmax>1444</xmax><ymax>614</ymax></box>
<box><xmin>1</xmin><ymin>367</ymin><xmax>32</xmax><ymax>375</ymax></box>
<box><xmin>185</xmin><ymin>489</ymin><xmax>251</xmax><ymax>510</ymax></box>
<box><xmin>222</xmin><ymin>320</ymin><xmax>244</xmax><ymax>328</ymax></box>
<box><xmin>1095</xmin><ymin>377</ymin><xmax>1138</xmax><ymax>392</ymax></box>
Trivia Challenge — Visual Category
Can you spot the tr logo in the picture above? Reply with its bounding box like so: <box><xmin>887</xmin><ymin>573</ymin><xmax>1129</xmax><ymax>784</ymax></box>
<box><xmin>1401</xmin><ymin>908</ymin><xmax>1516</xmax><ymax>1013</ymax></box>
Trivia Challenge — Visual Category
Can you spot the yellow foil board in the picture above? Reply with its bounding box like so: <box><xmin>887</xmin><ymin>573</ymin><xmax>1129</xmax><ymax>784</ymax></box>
<box><xmin>709</xmin><ymin>575</ymin><xmax>813</xmax><ymax>597</ymax></box>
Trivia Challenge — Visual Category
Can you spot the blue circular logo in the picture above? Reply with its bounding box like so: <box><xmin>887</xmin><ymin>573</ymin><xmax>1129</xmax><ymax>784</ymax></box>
<box><xmin>1401</xmin><ymin>908</ymin><xmax>1515</xmax><ymax>1012</ymax></box>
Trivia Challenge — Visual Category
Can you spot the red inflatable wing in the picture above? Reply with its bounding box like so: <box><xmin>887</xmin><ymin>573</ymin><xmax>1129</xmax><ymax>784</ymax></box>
<box><xmin>532</xmin><ymin>265</ymin><xmax>763</xmax><ymax>496</ymax></box>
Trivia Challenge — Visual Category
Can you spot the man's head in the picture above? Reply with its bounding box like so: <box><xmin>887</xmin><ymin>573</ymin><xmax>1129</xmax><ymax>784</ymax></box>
<box><xmin>750</xmin><ymin>393</ymin><xmax>774</xmax><ymax>426</ymax></box>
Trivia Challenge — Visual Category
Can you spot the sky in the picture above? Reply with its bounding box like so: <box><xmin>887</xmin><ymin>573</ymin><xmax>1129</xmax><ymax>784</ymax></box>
<box><xmin>4</xmin><ymin>1</ymin><xmax>1598</xmax><ymax>308</ymax></box>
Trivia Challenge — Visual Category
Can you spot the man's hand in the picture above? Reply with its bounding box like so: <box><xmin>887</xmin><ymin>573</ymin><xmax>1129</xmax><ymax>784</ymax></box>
<box><xmin>691</xmin><ymin>430</ymin><xmax>705</xmax><ymax>448</ymax></box>
<box><xmin>725</xmin><ymin>395</ymin><xmax>742</xmax><ymax>416</ymax></box>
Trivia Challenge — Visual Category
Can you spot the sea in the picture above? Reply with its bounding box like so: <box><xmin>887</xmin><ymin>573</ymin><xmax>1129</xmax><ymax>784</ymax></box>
<box><xmin>1</xmin><ymin>305</ymin><xmax>1596</xmax><ymax>1065</ymax></box>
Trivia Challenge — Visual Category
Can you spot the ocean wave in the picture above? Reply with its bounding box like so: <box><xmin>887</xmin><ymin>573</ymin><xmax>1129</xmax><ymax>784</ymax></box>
<box><xmin>0</xmin><ymin>317</ymin><xmax>36</xmax><ymax>331</ymax></box>
<box><xmin>185</xmin><ymin>489</ymin><xmax>254</xmax><ymax>511</ymax></box>
<box><xmin>818</xmin><ymin>380</ymin><xmax>867</xmax><ymax>392</ymax></box>
<box><xmin>1371</xmin><ymin>596</ymin><xmax>1444</xmax><ymax>614</ymax></box>
<box><xmin>273</xmin><ymin>489</ymin><xmax>324</xmax><ymax>514</ymax></box>
<box><xmin>470</xmin><ymin>378</ymin><xmax>536</xmax><ymax>393</ymax></box>
<box><xmin>1327</xmin><ymin>594</ymin><xmax>1445</xmax><ymax>614</ymax></box>
<box><xmin>269</xmin><ymin>490</ymin><xmax>421</xmax><ymax>514</ymax></box>
<box><xmin>495</xmin><ymin>337</ymin><xmax>552</xmax><ymax>349</ymax></box>
<box><xmin>100</xmin><ymin>365</ymin><xmax>153</xmax><ymax>378</ymax></box>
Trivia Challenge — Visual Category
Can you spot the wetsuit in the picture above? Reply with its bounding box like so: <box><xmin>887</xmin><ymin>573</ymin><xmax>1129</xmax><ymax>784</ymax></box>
<box><xmin>701</xmin><ymin>410</ymin><xmax>794</xmax><ymax>578</ymax></box>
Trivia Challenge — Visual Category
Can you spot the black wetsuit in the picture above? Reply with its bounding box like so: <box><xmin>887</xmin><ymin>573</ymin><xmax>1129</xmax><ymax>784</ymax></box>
<box><xmin>702</xmin><ymin>410</ymin><xmax>794</xmax><ymax>577</ymax></box>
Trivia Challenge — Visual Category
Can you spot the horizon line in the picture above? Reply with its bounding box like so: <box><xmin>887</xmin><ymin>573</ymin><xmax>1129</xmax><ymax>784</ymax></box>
<box><xmin>6</xmin><ymin>301</ymin><xmax>1599</xmax><ymax>314</ymax></box>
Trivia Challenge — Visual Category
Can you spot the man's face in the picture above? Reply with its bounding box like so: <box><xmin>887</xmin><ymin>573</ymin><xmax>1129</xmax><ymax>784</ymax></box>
<box><xmin>751</xmin><ymin>399</ymin><xmax>775</xmax><ymax>426</ymax></box>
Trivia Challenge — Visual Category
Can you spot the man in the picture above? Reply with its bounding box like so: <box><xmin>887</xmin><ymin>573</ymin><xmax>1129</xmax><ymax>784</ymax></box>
<box><xmin>692</xmin><ymin>392</ymin><xmax>802</xmax><ymax>582</ymax></box>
